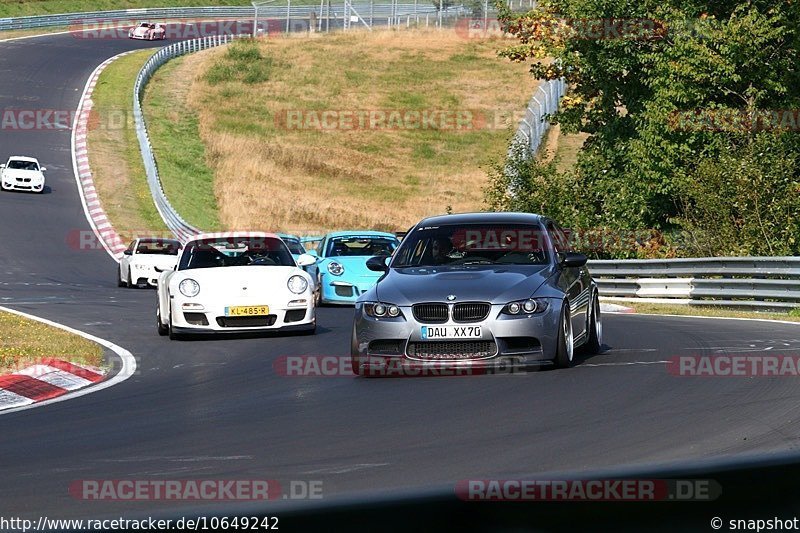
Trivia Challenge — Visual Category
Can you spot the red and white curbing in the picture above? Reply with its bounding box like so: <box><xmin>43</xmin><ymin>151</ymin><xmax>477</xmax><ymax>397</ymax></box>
<box><xmin>0</xmin><ymin>359</ymin><xmax>106</xmax><ymax>410</ymax></box>
<box><xmin>600</xmin><ymin>302</ymin><xmax>636</xmax><ymax>314</ymax></box>
<box><xmin>71</xmin><ymin>51</ymin><xmax>138</xmax><ymax>262</ymax></box>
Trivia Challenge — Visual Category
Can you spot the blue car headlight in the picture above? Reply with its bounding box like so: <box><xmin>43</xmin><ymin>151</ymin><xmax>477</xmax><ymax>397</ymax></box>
<box><xmin>364</xmin><ymin>302</ymin><xmax>404</xmax><ymax>319</ymax></box>
<box><xmin>502</xmin><ymin>298</ymin><xmax>549</xmax><ymax>315</ymax></box>
<box><xmin>327</xmin><ymin>261</ymin><xmax>344</xmax><ymax>276</ymax></box>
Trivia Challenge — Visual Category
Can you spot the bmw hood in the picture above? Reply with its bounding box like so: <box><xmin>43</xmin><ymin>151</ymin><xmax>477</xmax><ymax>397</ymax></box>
<box><xmin>3</xmin><ymin>169</ymin><xmax>44</xmax><ymax>182</ymax></box>
<box><xmin>374</xmin><ymin>265</ymin><xmax>555</xmax><ymax>305</ymax></box>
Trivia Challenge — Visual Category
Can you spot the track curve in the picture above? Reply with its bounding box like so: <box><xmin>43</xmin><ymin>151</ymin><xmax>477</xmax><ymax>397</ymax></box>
<box><xmin>2</xmin><ymin>30</ymin><xmax>800</xmax><ymax>520</ymax></box>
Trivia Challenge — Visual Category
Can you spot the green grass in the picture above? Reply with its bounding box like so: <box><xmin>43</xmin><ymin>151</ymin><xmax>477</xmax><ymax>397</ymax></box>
<box><xmin>0</xmin><ymin>311</ymin><xmax>103</xmax><ymax>374</ymax></box>
<box><xmin>0</xmin><ymin>0</ymin><xmax>318</xmax><ymax>18</ymax></box>
<box><xmin>618</xmin><ymin>302</ymin><xmax>800</xmax><ymax>323</ymax></box>
<box><xmin>143</xmin><ymin>55</ymin><xmax>222</xmax><ymax>231</ymax></box>
<box><xmin>127</xmin><ymin>30</ymin><xmax>534</xmax><ymax>233</ymax></box>
<box><xmin>89</xmin><ymin>49</ymin><xmax>168</xmax><ymax>234</ymax></box>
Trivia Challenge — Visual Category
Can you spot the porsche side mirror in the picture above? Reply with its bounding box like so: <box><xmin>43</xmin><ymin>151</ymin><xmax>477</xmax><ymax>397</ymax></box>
<box><xmin>366</xmin><ymin>256</ymin><xmax>389</xmax><ymax>272</ymax></box>
<box><xmin>559</xmin><ymin>252</ymin><xmax>587</xmax><ymax>268</ymax></box>
<box><xmin>296</xmin><ymin>253</ymin><xmax>317</xmax><ymax>267</ymax></box>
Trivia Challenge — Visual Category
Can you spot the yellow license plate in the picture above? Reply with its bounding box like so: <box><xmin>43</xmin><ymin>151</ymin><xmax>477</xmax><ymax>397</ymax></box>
<box><xmin>225</xmin><ymin>305</ymin><xmax>270</xmax><ymax>317</ymax></box>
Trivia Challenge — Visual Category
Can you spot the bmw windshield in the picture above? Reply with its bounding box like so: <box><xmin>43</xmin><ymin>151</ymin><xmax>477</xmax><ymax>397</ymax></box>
<box><xmin>391</xmin><ymin>224</ymin><xmax>550</xmax><ymax>267</ymax></box>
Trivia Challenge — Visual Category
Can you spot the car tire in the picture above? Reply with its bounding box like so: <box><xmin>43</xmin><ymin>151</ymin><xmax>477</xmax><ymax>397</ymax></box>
<box><xmin>118</xmin><ymin>266</ymin><xmax>126</xmax><ymax>287</ymax></box>
<box><xmin>582</xmin><ymin>291</ymin><xmax>602</xmax><ymax>355</ymax></box>
<box><xmin>314</xmin><ymin>274</ymin><xmax>323</xmax><ymax>306</ymax></box>
<box><xmin>168</xmin><ymin>306</ymin><xmax>181</xmax><ymax>340</ymax></box>
<box><xmin>127</xmin><ymin>268</ymin><xmax>134</xmax><ymax>289</ymax></box>
<box><xmin>553</xmin><ymin>303</ymin><xmax>574</xmax><ymax>368</ymax></box>
<box><xmin>157</xmin><ymin>308</ymin><xmax>168</xmax><ymax>336</ymax></box>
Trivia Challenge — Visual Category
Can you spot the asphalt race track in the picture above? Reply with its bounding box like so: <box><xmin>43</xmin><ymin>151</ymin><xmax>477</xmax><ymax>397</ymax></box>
<box><xmin>2</xmin><ymin>30</ymin><xmax>800</xmax><ymax>522</ymax></box>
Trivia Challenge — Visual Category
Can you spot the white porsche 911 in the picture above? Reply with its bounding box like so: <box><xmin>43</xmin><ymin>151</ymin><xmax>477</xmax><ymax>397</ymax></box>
<box><xmin>128</xmin><ymin>22</ymin><xmax>166</xmax><ymax>40</ymax></box>
<box><xmin>118</xmin><ymin>238</ymin><xmax>181</xmax><ymax>288</ymax></box>
<box><xmin>156</xmin><ymin>233</ymin><xmax>317</xmax><ymax>339</ymax></box>
<box><xmin>1</xmin><ymin>156</ymin><xmax>46</xmax><ymax>193</ymax></box>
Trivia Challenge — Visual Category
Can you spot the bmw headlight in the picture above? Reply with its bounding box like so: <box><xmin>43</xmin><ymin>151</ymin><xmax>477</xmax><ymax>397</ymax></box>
<box><xmin>287</xmin><ymin>275</ymin><xmax>309</xmax><ymax>294</ymax></box>
<box><xmin>327</xmin><ymin>262</ymin><xmax>344</xmax><ymax>276</ymax></box>
<box><xmin>364</xmin><ymin>302</ymin><xmax>403</xmax><ymax>319</ymax></box>
<box><xmin>178</xmin><ymin>278</ymin><xmax>200</xmax><ymax>297</ymax></box>
<box><xmin>503</xmin><ymin>298</ymin><xmax>549</xmax><ymax>315</ymax></box>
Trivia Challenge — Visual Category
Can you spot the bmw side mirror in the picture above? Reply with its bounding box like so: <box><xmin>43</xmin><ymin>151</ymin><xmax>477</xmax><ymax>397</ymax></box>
<box><xmin>0</xmin><ymin>164</ymin><xmax>5</xmax><ymax>169</ymax></box>
<box><xmin>40</xmin><ymin>167</ymin><xmax>46</xmax><ymax>172</ymax></box>
<box><xmin>366</xmin><ymin>256</ymin><xmax>389</xmax><ymax>272</ymax></box>
<box><xmin>559</xmin><ymin>252</ymin><xmax>587</xmax><ymax>268</ymax></box>
<box><xmin>123</xmin><ymin>250</ymin><xmax>133</xmax><ymax>256</ymax></box>
<box><xmin>296</xmin><ymin>253</ymin><xmax>317</xmax><ymax>267</ymax></box>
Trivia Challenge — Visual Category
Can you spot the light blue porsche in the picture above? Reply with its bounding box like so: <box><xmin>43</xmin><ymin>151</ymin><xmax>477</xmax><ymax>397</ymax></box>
<box><xmin>276</xmin><ymin>233</ymin><xmax>307</xmax><ymax>263</ymax></box>
<box><xmin>306</xmin><ymin>231</ymin><xmax>400</xmax><ymax>305</ymax></box>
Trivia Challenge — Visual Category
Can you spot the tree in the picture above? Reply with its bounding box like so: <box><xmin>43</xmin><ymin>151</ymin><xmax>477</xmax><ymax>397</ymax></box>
<box><xmin>489</xmin><ymin>0</ymin><xmax>800</xmax><ymax>256</ymax></box>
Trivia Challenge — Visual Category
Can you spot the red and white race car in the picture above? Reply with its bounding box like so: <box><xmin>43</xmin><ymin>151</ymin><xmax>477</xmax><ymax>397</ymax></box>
<box><xmin>128</xmin><ymin>22</ymin><xmax>167</xmax><ymax>40</ymax></box>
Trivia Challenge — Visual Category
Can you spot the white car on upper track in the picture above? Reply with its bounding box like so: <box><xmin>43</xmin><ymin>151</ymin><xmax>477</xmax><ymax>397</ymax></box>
<box><xmin>128</xmin><ymin>22</ymin><xmax>166</xmax><ymax>40</ymax></box>
<box><xmin>119</xmin><ymin>238</ymin><xmax>182</xmax><ymax>288</ymax></box>
<box><xmin>1</xmin><ymin>156</ymin><xmax>46</xmax><ymax>193</ymax></box>
<box><xmin>156</xmin><ymin>232</ymin><xmax>317</xmax><ymax>339</ymax></box>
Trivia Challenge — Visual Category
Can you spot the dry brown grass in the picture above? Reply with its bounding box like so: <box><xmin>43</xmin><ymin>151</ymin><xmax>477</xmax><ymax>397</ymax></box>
<box><xmin>168</xmin><ymin>29</ymin><xmax>535</xmax><ymax>234</ymax></box>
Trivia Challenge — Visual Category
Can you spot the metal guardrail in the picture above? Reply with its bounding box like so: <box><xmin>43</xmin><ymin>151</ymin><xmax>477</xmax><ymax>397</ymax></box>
<box><xmin>133</xmin><ymin>35</ymin><xmax>245</xmax><ymax>242</ymax></box>
<box><xmin>513</xmin><ymin>78</ymin><xmax>566</xmax><ymax>155</ymax></box>
<box><xmin>588</xmin><ymin>257</ymin><xmax>800</xmax><ymax>309</ymax></box>
<box><xmin>0</xmin><ymin>4</ymin><xmax>450</xmax><ymax>31</ymax></box>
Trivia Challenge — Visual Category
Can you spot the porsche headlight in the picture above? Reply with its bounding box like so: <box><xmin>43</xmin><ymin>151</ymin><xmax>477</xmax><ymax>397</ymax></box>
<box><xmin>503</xmin><ymin>298</ymin><xmax>549</xmax><ymax>315</ymax></box>
<box><xmin>178</xmin><ymin>278</ymin><xmax>200</xmax><ymax>297</ymax></box>
<box><xmin>287</xmin><ymin>275</ymin><xmax>308</xmax><ymax>294</ymax></box>
<box><xmin>327</xmin><ymin>262</ymin><xmax>344</xmax><ymax>276</ymax></box>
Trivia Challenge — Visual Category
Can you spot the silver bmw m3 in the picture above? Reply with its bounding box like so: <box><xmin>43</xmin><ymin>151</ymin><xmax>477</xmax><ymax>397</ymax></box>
<box><xmin>350</xmin><ymin>212</ymin><xmax>602</xmax><ymax>376</ymax></box>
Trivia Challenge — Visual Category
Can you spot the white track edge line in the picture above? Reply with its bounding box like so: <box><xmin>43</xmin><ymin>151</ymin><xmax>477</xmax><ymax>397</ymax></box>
<box><xmin>0</xmin><ymin>305</ymin><xmax>136</xmax><ymax>416</ymax></box>
<box><xmin>626</xmin><ymin>312</ymin><xmax>800</xmax><ymax>327</ymax></box>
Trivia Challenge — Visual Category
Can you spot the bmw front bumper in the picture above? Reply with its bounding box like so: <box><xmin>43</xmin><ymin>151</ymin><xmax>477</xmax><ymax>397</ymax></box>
<box><xmin>351</xmin><ymin>299</ymin><xmax>563</xmax><ymax>375</ymax></box>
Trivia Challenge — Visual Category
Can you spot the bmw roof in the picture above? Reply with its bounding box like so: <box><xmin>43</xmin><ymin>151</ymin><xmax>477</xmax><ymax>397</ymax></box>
<box><xmin>412</xmin><ymin>212</ymin><xmax>545</xmax><ymax>227</ymax></box>
<box><xmin>324</xmin><ymin>230</ymin><xmax>398</xmax><ymax>239</ymax></box>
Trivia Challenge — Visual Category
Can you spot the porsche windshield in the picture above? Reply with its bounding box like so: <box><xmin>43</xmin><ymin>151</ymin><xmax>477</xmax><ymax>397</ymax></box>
<box><xmin>392</xmin><ymin>224</ymin><xmax>550</xmax><ymax>267</ymax></box>
<box><xmin>178</xmin><ymin>237</ymin><xmax>294</xmax><ymax>270</ymax></box>
<box><xmin>326</xmin><ymin>236</ymin><xmax>397</xmax><ymax>257</ymax></box>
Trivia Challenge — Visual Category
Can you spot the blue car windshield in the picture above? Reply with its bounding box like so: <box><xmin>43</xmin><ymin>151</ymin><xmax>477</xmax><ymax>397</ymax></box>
<box><xmin>326</xmin><ymin>237</ymin><xmax>397</xmax><ymax>257</ymax></box>
<box><xmin>283</xmin><ymin>240</ymin><xmax>306</xmax><ymax>255</ymax></box>
<box><xmin>392</xmin><ymin>224</ymin><xmax>550</xmax><ymax>267</ymax></box>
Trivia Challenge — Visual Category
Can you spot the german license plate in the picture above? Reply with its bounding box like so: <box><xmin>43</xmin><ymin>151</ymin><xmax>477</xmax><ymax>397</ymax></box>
<box><xmin>421</xmin><ymin>325</ymin><xmax>482</xmax><ymax>340</ymax></box>
<box><xmin>225</xmin><ymin>305</ymin><xmax>270</xmax><ymax>317</ymax></box>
